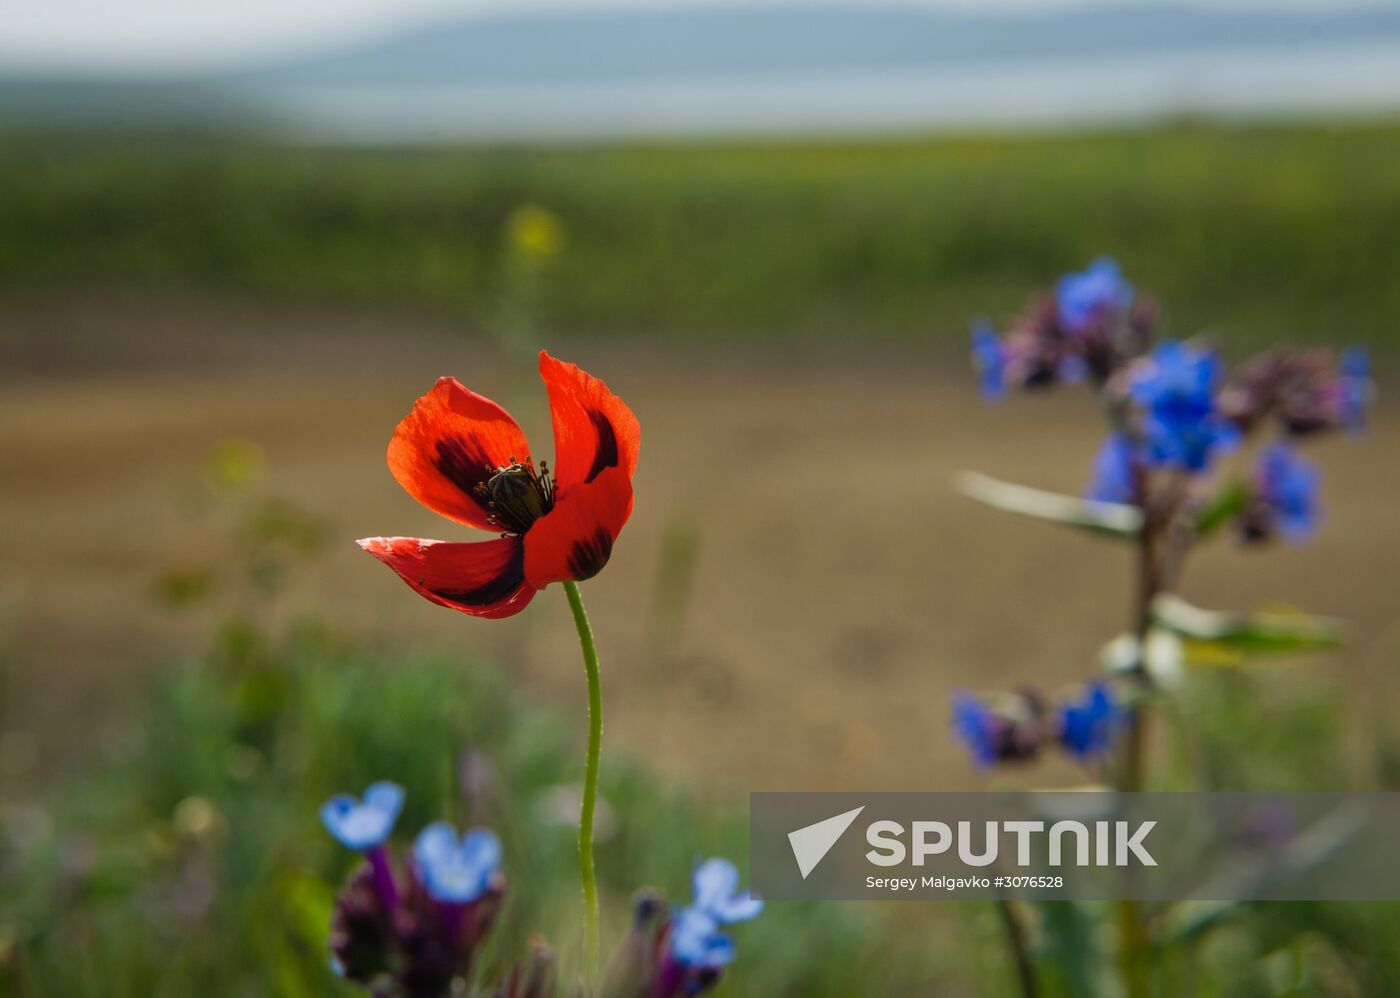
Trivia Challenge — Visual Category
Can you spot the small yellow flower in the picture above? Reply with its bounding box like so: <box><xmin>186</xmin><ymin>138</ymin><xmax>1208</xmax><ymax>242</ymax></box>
<box><xmin>506</xmin><ymin>204</ymin><xmax>564</xmax><ymax>263</ymax></box>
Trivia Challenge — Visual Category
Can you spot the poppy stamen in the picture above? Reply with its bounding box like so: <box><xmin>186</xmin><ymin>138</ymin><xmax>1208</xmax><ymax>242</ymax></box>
<box><xmin>477</xmin><ymin>458</ymin><xmax>555</xmax><ymax>534</ymax></box>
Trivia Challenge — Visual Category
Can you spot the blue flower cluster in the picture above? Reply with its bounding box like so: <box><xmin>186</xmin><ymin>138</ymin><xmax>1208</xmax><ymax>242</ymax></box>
<box><xmin>970</xmin><ymin>256</ymin><xmax>1149</xmax><ymax>399</ymax></box>
<box><xmin>1056</xmin><ymin>256</ymin><xmax>1133</xmax><ymax>333</ymax></box>
<box><xmin>1082</xmin><ymin>341</ymin><xmax>1242</xmax><ymax>505</ymax></box>
<box><xmin>322</xmin><ymin>782</ymin><xmax>502</xmax><ymax>907</ymax></box>
<box><xmin>953</xmin><ymin>682</ymin><xmax>1122</xmax><ymax>769</ymax></box>
<box><xmin>1129</xmin><ymin>341</ymin><xmax>1241</xmax><ymax>473</ymax></box>
<box><xmin>321</xmin><ymin>785</ymin><xmax>763</xmax><ymax>998</ymax></box>
<box><xmin>644</xmin><ymin>858</ymin><xmax>763</xmax><ymax>998</ymax></box>
<box><xmin>320</xmin><ymin>782</ymin><xmax>504</xmax><ymax>993</ymax></box>
<box><xmin>670</xmin><ymin>858</ymin><xmax>764</xmax><ymax>969</ymax></box>
<box><xmin>972</xmin><ymin>260</ymin><xmax>1371</xmax><ymax>548</ymax></box>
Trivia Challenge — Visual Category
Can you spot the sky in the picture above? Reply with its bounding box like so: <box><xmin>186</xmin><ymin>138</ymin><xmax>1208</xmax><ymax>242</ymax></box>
<box><xmin>0</xmin><ymin>0</ymin><xmax>1376</xmax><ymax>74</ymax></box>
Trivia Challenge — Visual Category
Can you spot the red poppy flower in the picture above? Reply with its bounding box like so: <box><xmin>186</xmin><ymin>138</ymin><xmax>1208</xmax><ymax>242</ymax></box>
<box><xmin>358</xmin><ymin>352</ymin><xmax>640</xmax><ymax>619</ymax></box>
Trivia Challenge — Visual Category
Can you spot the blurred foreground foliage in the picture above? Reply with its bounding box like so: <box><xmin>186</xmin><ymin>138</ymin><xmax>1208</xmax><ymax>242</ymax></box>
<box><xmin>3</xmin><ymin>122</ymin><xmax>1400</xmax><ymax>349</ymax></box>
<box><xmin>0</xmin><ymin>622</ymin><xmax>953</xmax><ymax>996</ymax></box>
<box><xmin>3</xmin><ymin>622</ymin><xmax>1399</xmax><ymax>995</ymax></box>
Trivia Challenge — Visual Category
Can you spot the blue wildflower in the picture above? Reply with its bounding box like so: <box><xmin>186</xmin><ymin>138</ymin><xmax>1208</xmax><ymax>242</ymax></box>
<box><xmin>1057</xmin><ymin>682</ymin><xmax>1121</xmax><ymax>761</ymax></box>
<box><xmin>690</xmin><ymin>858</ymin><xmax>764</xmax><ymax>924</ymax></box>
<box><xmin>1254</xmin><ymin>442</ymin><xmax>1321</xmax><ymax>544</ymax></box>
<box><xmin>321</xmin><ymin>781</ymin><xmax>405</xmax><ymax>851</ymax></box>
<box><xmin>666</xmin><ymin>858</ymin><xmax>761</xmax><ymax>976</ymax></box>
<box><xmin>412</xmin><ymin>821</ymin><xmax>502</xmax><ymax>904</ymax></box>
<box><xmin>1339</xmin><ymin>346</ymin><xmax>1371</xmax><ymax>435</ymax></box>
<box><xmin>971</xmin><ymin>322</ymin><xmax>1006</xmax><ymax>401</ymax></box>
<box><xmin>1085</xmin><ymin>433</ymin><xmax>1137</xmax><ymax>504</ymax></box>
<box><xmin>952</xmin><ymin>693</ymin><xmax>999</xmax><ymax>768</ymax></box>
<box><xmin>1130</xmin><ymin>341</ymin><xmax>1239</xmax><ymax>472</ymax></box>
<box><xmin>669</xmin><ymin>907</ymin><xmax>735</xmax><ymax>970</ymax></box>
<box><xmin>1056</xmin><ymin>257</ymin><xmax>1132</xmax><ymax>333</ymax></box>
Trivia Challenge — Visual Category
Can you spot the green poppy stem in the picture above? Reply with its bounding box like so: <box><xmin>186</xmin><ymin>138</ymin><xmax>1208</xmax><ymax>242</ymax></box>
<box><xmin>562</xmin><ymin>580</ymin><xmax>602</xmax><ymax>979</ymax></box>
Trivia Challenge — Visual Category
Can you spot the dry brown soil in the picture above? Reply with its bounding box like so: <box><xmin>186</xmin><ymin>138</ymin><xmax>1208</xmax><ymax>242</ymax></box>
<box><xmin>2</xmin><ymin>292</ymin><xmax>1396</xmax><ymax>796</ymax></box>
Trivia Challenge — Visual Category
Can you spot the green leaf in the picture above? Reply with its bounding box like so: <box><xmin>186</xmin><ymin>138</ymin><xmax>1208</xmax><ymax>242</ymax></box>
<box><xmin>1192</xmin><ymin>479</ymin><xmax>1248</xmax><ymax>539</ymax></box>
<box><xmin>1149</xmin><ymin>594</ymin><xmax>1346</xmax><ymax>654</ymax></box>
<box><xmin>955</xmin><ymin>471</ymin><xmax>1143</xmax><ymax>538</ymax></box>
<box><xmin>1160</xmin><ymin>898</ymin><xmax>1244</xmax><ymax>943</ymax></box>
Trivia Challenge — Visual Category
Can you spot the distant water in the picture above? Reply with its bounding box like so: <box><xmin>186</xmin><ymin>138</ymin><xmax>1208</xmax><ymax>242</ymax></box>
<box><xmin>246</xmin><ymin>39</ymin><xmax>1400</xmax><ymax>142</ymax></box>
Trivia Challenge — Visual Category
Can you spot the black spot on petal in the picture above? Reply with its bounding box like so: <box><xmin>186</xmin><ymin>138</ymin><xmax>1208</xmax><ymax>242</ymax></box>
<box><xmin>566</xmin><ymin>527</ymin><xmax>614</xmax><ymax>581</ymax></box>
<box><xmin>584</xmin><ymin>409</ymin><xmax>619</xmax><ymax>484</ymax></box>
<box><xmin>435</xmin><ymin>435</ymin><xmax>495</xmax><ymax>513</ymax></box>
<box><xmin>434</xmin><ymin>541</ymin><xmax>526</xmax><ymax>607</ymax></box>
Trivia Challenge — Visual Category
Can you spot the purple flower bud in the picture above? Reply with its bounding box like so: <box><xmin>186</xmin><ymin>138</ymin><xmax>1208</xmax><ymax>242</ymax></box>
<box><xmin>395</xmin><ymin>867</ymin><xmax>506</xmax><ymax>996</ymax></box>
<box><xmin>328</xmin><ymin>863</ymin><xmax>396</xmax><ymax>988</ymax></box>
<box><xmin>1002</xmin><ymin>297</ymin><xmax>1071</xmax><ymax>391</ymax></box>
<box><xmin>493</xmin><ymin>940</ymin><xmax>556</xmax><ymax>998</ymax></box>
<box><xmin>599</xmin><ymin>889</ymin><xmax>667</xmax><ymax>997</ymax></box>
<box><xmin>952</xmin><ymin>690</ymin><xmax>1046</xmax><ymax>768</ymax></box>
<box><xmin>1221</xmin><ymin>347</ymin><xmax>1369</xmax><ymax>439</ymax></box>
<box><xmin>1241</xmin><ymin>442</ymin><xmax>1321</xmax><ymax>545</ymax></box>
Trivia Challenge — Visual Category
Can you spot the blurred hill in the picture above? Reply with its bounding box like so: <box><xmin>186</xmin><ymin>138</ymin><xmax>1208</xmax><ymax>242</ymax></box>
<box><xmin>4</xmin><ymin>4</ymin><xmax>1400</xmax><ymax>138</ymax></box>
<box><xmin>232</xmin><ymin>4</ymin><xmax>1400</xmax><ymax>85</ymax></box>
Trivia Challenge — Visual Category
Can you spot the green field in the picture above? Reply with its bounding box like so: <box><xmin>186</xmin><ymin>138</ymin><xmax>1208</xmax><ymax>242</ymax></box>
<box><xmin>4</xmin><ymin>121</ymin><xmax>1400</xmax><ymax>351</ymax></box>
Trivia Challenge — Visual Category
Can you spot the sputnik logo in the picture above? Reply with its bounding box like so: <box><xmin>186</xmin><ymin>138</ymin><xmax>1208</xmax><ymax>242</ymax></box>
<box><xmin>788</xmin><ymin>805</ymin><xmax>865</xmax><ymax>879</ymax></box>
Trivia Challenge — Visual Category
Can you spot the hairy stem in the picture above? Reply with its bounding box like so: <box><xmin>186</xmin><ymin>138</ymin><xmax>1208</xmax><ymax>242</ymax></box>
<box><xmin>1117</xmin><ymin>466</ymin><xmax>1161</xmax><ymax>998</ymax></box>
<box><xmin>996</xmin><ymin>898</ymin><xmax>1039</xmax><ymax>998</ymax></box>
<box><xmin>563</xmin><ymin>580</ymin><xmax>603</xmax><ymax>980</ymax></box>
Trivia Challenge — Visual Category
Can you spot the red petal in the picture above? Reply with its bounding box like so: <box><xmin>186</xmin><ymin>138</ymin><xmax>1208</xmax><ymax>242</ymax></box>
<box><xmin>387</xmin><ymin>377</ymin><xmax>532</xmax><ymax>531</ymax></box>
<box><xmin>523</xmin><ymin>466</ymin><xmax>633</xmax><ymax>587</ymax></box>
<box><xmin>538</xmin><ymin>352</ymin><xmax>640</xmax><ymax>495</ymax></box>
<box><xmin>357</xmin><ymin>535</ymin><xmax>536</xmax><ymax>619</ymax></box>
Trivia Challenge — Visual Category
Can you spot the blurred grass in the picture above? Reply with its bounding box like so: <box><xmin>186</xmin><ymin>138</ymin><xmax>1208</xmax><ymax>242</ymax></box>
<box><xmin>0</xmin><ymin>621</ymin><xmax>961</xmax><ymax>996</ymax></box>
<box><xmin>2</xmin><ymin>122</ymin><xmax>1399</xmax><ymax>350</ymax></box>
<box><xmin>5</xmin><ymin>619</ymin><xmax>1399</xmax><ymax>995</ymax></box>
